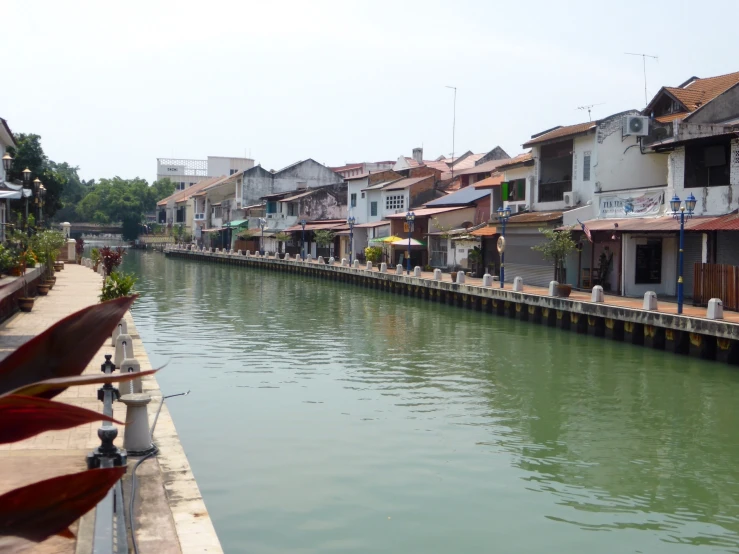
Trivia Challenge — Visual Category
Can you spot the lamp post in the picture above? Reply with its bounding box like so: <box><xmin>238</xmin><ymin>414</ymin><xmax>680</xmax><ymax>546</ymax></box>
<box><xmin>300</xmin><ymin>219</ymin><xmax>307</xmax><ymax>259</ymax></box>
<box><xmin>347</xmin><ymin>216</ymin><xmax>355</xmax><ymax>264</ymax></box>
<box><xmin>33</xmin><ymin>178</ymin><xmax>42</xmax><ymax>231</ymax></box>
<box><xmin>39</xmin><ymin>185</ymin><xmax>46</xmax><ymax>227</ymax></box>
<box><xmin>497</xmin><ymin>205</ymin><xmax>511</xmax><ymax>288</ymax></box>
<box><xmin>2</xmin><ymin>155</ymin><xmax>13</xmax><ymax>243</ymax></box>
<box><xmin>670</xmin><ymin>193</ymin><xmax>696</xmax><ymax>315</ymax></box>
<box><xmin>258</xmin><ymin>217</ymin><xmax>266</xmax><ymax>255</ymax></box>
<box><xmin>405</xmin><ymin>211</ymin><xmax>415</xmax><ymax>274</ymax></box>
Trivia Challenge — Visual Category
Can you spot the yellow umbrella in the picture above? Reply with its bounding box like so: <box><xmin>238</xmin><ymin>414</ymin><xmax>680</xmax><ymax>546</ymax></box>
<box><xmin>369</xmin><ymin>235</ymin><xmax>402</xmax><ymax>243</ymax></box>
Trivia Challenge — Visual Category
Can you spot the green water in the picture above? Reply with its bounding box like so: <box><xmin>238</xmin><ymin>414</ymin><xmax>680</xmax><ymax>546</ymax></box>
<box><xmin>123</xmin><ymin>250</ymin><xmax>739</xmax><ymax>553</ymax></box>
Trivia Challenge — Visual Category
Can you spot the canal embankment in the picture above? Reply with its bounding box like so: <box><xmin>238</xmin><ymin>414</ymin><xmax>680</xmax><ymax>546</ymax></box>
<box><xmin>166</xmin><ymin>245</ymin><xmax>739</xmax><ymax>366</ymax></box>
<box><xmin>0</xmin><ymin>263</ymin><xmax>222</xmax><ymax>553</ymax></box>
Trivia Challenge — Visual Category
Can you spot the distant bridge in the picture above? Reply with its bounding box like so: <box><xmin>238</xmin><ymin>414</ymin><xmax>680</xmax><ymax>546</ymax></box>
<box><xmin>68</xmin><ymin>222</ymin><xmax>123</xmax><ymax>238</ymax></box>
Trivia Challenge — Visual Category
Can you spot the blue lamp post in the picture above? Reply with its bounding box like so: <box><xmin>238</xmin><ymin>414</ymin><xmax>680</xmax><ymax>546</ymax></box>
<box><xmin>300</xmin><ymin>219</ymin><xmax>307</xmax><ymax>259</ymax></box>
<box><xmin>258</xmin><ymin>217</ymin><xmax>266</xmax><ymax>255</ymax></box>
<box><xmin>347</xmin><ymin>215</ymin><xmax>356</xmax><ymax>264</ymax></box>
<box><xmin>497</xmin><ymin>205</ymin><xmax>512</xmax><ymax>288</ymax></box>
<box><xmin>670</xmin><ymin>193</ymin><xmax>696</xmax><ymax>315</ymax></box>
<box><xmin>405</xmin><ymin>211</ymin><xmax>415</xmax><ymax>274</ymax></box>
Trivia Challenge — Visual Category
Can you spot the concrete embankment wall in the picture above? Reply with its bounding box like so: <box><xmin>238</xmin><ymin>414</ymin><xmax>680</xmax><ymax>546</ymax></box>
<box><xmin>165</xmin><ymin>248</ymin><xmax>739</xmax><ymax>366</ymax></box>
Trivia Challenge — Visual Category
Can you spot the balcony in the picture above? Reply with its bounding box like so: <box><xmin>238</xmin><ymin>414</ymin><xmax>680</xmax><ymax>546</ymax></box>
<box><xmin>538</xmin><ymin>180</ymin><xmax>571</xmax><ymax>203</ymax></box>
<box><xmin>194</xmin><ymin>213</ymin><xmax>205</xmax><ymax>221</ymax></box>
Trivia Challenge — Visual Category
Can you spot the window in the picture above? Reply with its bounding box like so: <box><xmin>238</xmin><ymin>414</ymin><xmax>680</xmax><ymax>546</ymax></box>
<box><xmin>684</xmin><ymin>141</ymin><xmax>730</xmax><ymax>188</ymax></box>
<box><xmin>505</xmin><ymin>179</ymin><xmax>526</xmax><ymax>201</ymax></box>
<box><xmin>370</xmin><ymin>201</ymin><xmax>378</xmax><ymax>217</ymax></box>
<box><xmin>212</xmin><ymin>205</ymin><xmax>222</xmax><ymax>218</ymax></box>
<box><xmin>176</xmin><ymin>206</ymin><xmax>186</xmax><ymax>223</ymax></box>
<box><xmin>158</xmin><ymin>210</ymin><xmax>166</xmax><ymax>224</ymax></box>
<box><xmin>361</xmin><ymin>192</ymin><xmax>365</xmax><ymax>199</ymax></box>
<box><xmin>267</xmin><ymin>201</ymin><xmax>277</xmax><ymax>214</ymax></box>
<box><xmin>350</xmin><ymin>193</ymin><xmax>357</xmax><ymax>208</ymax></box>
<box><xmin>635</xmin><ymin>240</ymin><xmax>662</xmax><ymax>284</ymax></box>
<box><xmin>287</xmin><ymin>203</ymin><xmax>297</xmax><ymax>216</ymax></box>
<box><xmin>583</xmin><ymin>152</ymin><xmax>591</xmax><ymax>181</ymax></box>
<box><xmin>385</xmin><ymin>195</ymin><xmax>404</xmax><ymax>210</ymax></box>
<box><xmin>230</xmin><ymin>169</ymin><xmax>238</xmax><ymax>175</ymax></box>
<box><xmin>177</xmin><ymin>182</ymin><xmax>186</xmax><ymax>191</ymax></box>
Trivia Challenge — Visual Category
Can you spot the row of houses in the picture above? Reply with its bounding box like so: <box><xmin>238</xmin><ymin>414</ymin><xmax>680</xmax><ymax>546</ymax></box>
<box><xmin>157</xmin><ymin>69</ymin><xmax>739</xmax><ymax>301</ymax></box>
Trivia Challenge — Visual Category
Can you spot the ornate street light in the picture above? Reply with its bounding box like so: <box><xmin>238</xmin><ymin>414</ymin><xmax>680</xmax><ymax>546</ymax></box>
<box><xmin>22</xmin><ymin>168</ymin><xmax>31</xmax><ymax>185</ymax></box>
<box><xmin>258</xmin><ymin>217</ymin><xmax>267</xmax><ymax>255</ymax></box>
<box><xmin>300</xmin><ymin>219</ymin><xmax>307</xmax><ymax>259</ymax></box>
<box><xmin>497</xmin><ymin>205</ymin><xmax>512</xmax><ymax>288</ymax></box>
<box><xmin>39</xmin><ymin>184</ymin><xmax>46</xmax><ymax>227</ymax></box>
<box><xmin>347</xmin><ymin>215</ymin><xmax>356</xmax><ymax>264</ymax></box>
<box><xmin>670</xmin><ymin>193</ymin><xmax>696</xmax><ymax>315</ymax></box>
<box><xmin>405</xmin><ymin>211</ymin><xmax>415</xmax><ymax>274</ymax></box>
<box><xmin>1</xmin><ymin>153</ymin><xmax>12</xmax><ymax>175</ymax></box>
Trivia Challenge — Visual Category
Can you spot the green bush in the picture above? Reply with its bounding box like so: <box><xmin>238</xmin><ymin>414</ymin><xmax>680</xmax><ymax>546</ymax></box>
<box><xmin>90</xmin><ymin>248</ymin><xmax>100</xmax><ymax>266</ymax></box>
<box><xmin>99</xmin><ymin>271</ymin><xmax>137</xmax><ymax>302</ymax></box>
<box><xmin>364</xmin><ymin>246</ymin><xmax>382</xmax><ymax>263</ymax></box>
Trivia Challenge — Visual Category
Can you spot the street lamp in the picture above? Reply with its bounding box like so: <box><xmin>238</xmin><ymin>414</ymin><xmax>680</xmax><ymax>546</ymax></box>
<box><xmin>1</xmin><ymin>153</ymin><xmax>12</xmax><ymax>177</ymax></box>
<box><xmin>670</xmin><ymin>193</ymin><xmax>696</xmax><ymax>315</ymax></box>
<box><xmin>405</xmin><ymin>211</ymin><xmax>415</xmax><ymax>274</ymax></box>
<box><xmin>347</xmin><ymin>215</ymin><xmax>356</xmax><ymax>264</ymax></box>
<box><xmin>300</xmin><ymin>219</ymin><xmax>307</xmax><ymax>259</ymax></box>
<box><xmin>497</xmin><ymin>206</ymin><xmax>512</xmax><ymax>288</ymax></box>
<box><xmin>39</xmin><ymin>185</ymin><xmax>46</xmax><ymax>226</ymax></box>
<box><xmin>22</xmin><ymin>168</ymin><xmax>31</xmax><ymax>185</ymax></box>
<box><xmin>32</xmin><ymin>178</ymin><xmax>42</xmax><ymax>228</ymax></box>
<box><xmin>258</xmin><ymin>217</ymin><xmax>267</xmax><ymax>255</ymax></box>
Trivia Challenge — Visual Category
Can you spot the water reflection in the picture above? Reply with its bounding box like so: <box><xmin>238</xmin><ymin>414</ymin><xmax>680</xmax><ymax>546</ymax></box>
<box><xmin>123</xmin><ymin>250</ymin><xmax>739</xmax><ymax>554</ymax></box>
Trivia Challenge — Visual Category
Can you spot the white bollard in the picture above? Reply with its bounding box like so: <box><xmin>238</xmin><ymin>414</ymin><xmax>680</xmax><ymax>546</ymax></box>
<box><xmin>306</xmin><ymin>254</ymin><xmax>312</xmax><ymax>262</ymax></box>
<box><xmin>482</xmin><ymin>273</ymin><xmax>492</xmax><ymax>287</ymax></box>
<box><xmin>119</xmin><ymin>393</ymin><xmax>154</xmax><ymax>455</ymax></box>
<box><xmin>434</xmin><ymin>269</ymin><xmax>442</xmax><ymax>281</ymax></box>
<box><xmin>513</xmin><ymin>276</ymin><xmax>523</xmax><ymax>292</ymax></box>
<box><xmin>328</xmin><ymin>257</ymin><xmax>335</xmax><ymax>265</ymax></box>
<box><xmin>341</xmin><ymin>258</ymin><xmax>348</xmax><ymax>267</ymax></box>
<box><xmin>284</xmin><ymin>253</ymin><xmax>290</xmax><ymax>260</ymax></box>
<box><xmin>707</xmin><ymin>298</ymin><xmax>724</xmax><ymax>319</ymax></box>
<box><xmin>118</xmin><ymin>357</ymin><xmax>142</xmax><ymax>394</ymax></box>
<box><xmin>238</xmin><ymin>250</ymin><xmax>243</xmax><ymax>255</ymax></box>
<box><xmin>396</xmin><ymin>264</ymin><xmax>404</xmax><ymax>275</ymax></box>
<box><xmin>318</xmin><ymin>256</ymin><xmax>324</xmax><ymax>264</ymax></box>
<box><xmin>591</xmin><ymin>285</ymin><xmax>604</xmax><ymax>303</ymax></box>
<box><xmin>548</xmin><ymin>281</ymin><xmax>559</xmax><ymax>296</ymax></box>
<box><xmin>295</xmin><ymin>254</ymin><xmax>302</xmax><ymax>262</ymax></box>
<box><xmin>352</xmin><ymin>260</ymin><xmax>359</xmax><ymax>268</ymax></box>
<box><xmin>456</xmin><ymin>271</ymin><xmax>465</xmax><ymax>284</ymax></box>
<box><xmin>366</xmin><ymin>261</ymin><xmax>373</xmax><ymax>271</ymax></box>
<box><xmin>114</xmin><ymin>333</ymin><xmax>134</xmax><ymax>368</ymax></box>
<box><xmin>112</xmin><ymin>318</ymin><xmax>128</xmax><ymax>347</ymax></box>
<box><xmin>643</xmin><ymin>291</ymin><xmax>658</xmax><ymax>310</ymax></box>
<box><xmin>380</xmin><ymin>263</ymin><xmax>387</xmax><ymax>274</ymax></box>
<box><xmin>414</xmin><ymin>266</ymin><xmax>422</xmax><ymax>277</ymax></box>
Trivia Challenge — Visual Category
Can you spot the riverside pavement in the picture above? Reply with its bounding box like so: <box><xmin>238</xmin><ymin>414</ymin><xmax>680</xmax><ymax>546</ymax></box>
<box><xmin>0</xmin><ymin>263</ymin><xmax>222</xmax><ymax>554</ymax></box>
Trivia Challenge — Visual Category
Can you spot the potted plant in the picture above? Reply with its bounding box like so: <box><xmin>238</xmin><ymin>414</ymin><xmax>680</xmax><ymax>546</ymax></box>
<box><xmin>99</xmin><ymin>271</ymin><xmax>137</xmax><ymax>302</ymax></box>
<box><xmin>90</xmin><ymin>248</ymin><xmax>101</xmax><ymax>272</ymax></box>
<box><xmin>532</xmin><ymin>227</ymin><xmax>577</xmax><ymax>297</ymax></box>
<box><xmin>17</xmin><ymin>255</ymin><xmax>34</xmax><ymax>312</ymax></box>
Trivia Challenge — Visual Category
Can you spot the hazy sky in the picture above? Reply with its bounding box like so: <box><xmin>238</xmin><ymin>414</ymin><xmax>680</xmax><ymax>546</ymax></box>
<box><xmin>4</xmin><ymin>0</ymin><xmax>736</xmax><ymax>182</ymax></box>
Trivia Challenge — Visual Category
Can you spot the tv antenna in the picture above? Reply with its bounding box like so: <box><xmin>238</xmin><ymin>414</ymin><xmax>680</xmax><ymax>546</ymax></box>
<box><xmin>625</xmin><ymin>52</ymin><xmax>658</xmax><ymax>106</ymax></box>
<box><xmin>576</xmin><ymin>103</ymin><xmax>604</xmax><ymax>121</ymax></box>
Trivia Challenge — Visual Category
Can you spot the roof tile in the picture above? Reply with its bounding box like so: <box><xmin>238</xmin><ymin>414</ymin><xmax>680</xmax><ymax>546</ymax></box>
<box><xmin>523</xmin><ymin>122</ymin><xmax>596</xmax><ymax>148</ymax></box>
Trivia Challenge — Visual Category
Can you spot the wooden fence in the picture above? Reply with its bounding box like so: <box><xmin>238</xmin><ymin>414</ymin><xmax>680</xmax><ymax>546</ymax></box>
<box><xmin>693</xmin><ymin>263</ymin><xmax>739</xmax><ymax>310</ymax></box>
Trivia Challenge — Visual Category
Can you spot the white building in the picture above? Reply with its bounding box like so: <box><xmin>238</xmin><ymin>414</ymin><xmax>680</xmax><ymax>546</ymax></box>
<box><xmin>156</xmin><ymin>156</ymin><xmax>255</xmax><ymax>191</ymax></box>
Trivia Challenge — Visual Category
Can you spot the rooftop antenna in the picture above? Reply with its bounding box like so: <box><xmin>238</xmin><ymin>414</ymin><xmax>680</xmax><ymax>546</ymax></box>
<box><xmin>625</xmin><ymin>52</ymin><xmax>659</xmax><ymax>106</ymax></box>
<box><xmin>576</xmin><ymin>103</ymin><xmax>605</xmax><ymax>122</ymax></box>
<box><xmin>445</xmin><ymin>86</ymin><xmax>457</xmax><ymax>182</ymax></box>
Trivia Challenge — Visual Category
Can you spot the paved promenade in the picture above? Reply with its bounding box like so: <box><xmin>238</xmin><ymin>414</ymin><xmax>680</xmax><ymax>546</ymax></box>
<box><xmin>0</xmin><ymin>264</ymin><xmax>222</xmax><ymax>553</ymax></box>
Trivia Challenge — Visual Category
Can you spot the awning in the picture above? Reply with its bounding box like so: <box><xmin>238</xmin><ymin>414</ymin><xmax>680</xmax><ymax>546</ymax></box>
<box><xmin>471</xmin><ymin>226</ymin><xmax>498</xmax><ymax>237</ymax></box>
<box><xmin>202</xmin><ymin>228</ymin><xmax>225</xmax><ymax>233</ymax></box>
<box><xmin>225</xmin><ymin>219</ymin><xmax>249</xmax><ymax>228</ymax></box>
<box><xmin>390</xmin><ymin>238</ymin><xmax>426</xmax><ymax>247</ymax></box>
<box><xmin>570</xmin><ymin>215</ymin><xmax>718</xmax><ymax>233</ymax></box>
<box><xmin>0</xmin><ymin>190</ymin><xmax>22</xmax><ymax>199</ymax></box>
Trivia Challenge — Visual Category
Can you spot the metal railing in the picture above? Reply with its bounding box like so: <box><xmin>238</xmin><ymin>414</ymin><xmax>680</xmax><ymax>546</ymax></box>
<box><xmin>537</xmin><ymin>180</ymin><xmax>572</xmax><ymax>203</ymax></box>
<box><xmin>87</xmin><ymin>354</ymin><xmax>128</xmax><ymax>554</ymax></box>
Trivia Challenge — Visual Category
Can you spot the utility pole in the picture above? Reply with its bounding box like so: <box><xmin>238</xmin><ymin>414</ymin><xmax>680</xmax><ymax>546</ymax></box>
<box><xmin>625</xmin><ymin>52</ymin><xmax>658</xmax><ymax>106</ymax></box>
<box><xmin>445</xmin><ymin>86</ymin><xmax>457</xmax><ymax>182</ymax></box>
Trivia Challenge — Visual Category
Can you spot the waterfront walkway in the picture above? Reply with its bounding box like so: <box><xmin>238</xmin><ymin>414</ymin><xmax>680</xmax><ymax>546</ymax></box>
<box><xmin>0</xmin><ymin>264</ymin><xmax>222</xmax><ymax>553</ymax></box>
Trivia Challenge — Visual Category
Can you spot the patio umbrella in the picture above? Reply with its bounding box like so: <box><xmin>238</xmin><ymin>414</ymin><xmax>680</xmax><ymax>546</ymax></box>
<box><xmin>390</xmin><ymin>238</ymin><xmax>426</xmax><ymax>247</ymax></box>
<box><xmin>369</xmin><ymin>235</ymin><xmax>402</xmax><ymax>243</ymax></box>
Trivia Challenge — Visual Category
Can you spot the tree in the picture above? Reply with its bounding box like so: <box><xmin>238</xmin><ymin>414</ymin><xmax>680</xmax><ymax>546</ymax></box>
<box><xmin>6</xmin><ymin>134</ymin><xmax>67</xmax><ymax>220</ymax></box>
<box><xmin>50</xmin><ymin>162</ymin><xmax>93</xmax><ymax>222</ymax></box>
<box><xmin>274</xmin><ymin>232</ymin><xmax>291</xmax><ymax>254</ymax></box>
<box><xmin>313</xmin><ymin>230</ymin><xmax>335</xmax><ymax>256</ymax></box>
<box><xmin>531</xmin><ymin>227</ymin><xmax>577</xmax><ymax>283</ymax></box>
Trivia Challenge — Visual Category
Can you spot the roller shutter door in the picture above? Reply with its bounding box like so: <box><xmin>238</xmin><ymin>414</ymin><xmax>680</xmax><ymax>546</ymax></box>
<box><xmin>504</xmin><ymin>232</ymin><xmax>554</xmax><ymax>287</ymax></box>
<box><xmin>682</xmin><ymin>233</ymin><xmax>703</xmax><ymax>298</ymax></box>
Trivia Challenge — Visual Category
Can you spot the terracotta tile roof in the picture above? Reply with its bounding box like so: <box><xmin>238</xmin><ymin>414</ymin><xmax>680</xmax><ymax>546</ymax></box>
<box><xmin>383</xmin><ymin>176</ymin><xmax>431</xmax><ymax>191</ymax></box>
<box><xmin>450</xmin><ymin>153</ymin><xmax>486</xmax><ymax>171</ymax></box>
<box><xmin>472</xmin><ymin>173</ymin><xmax>504</xmax><ymax>189</ymax></box>
<box><xmin>156</xmin><ymin>175</ymin><xmax>225</xmax><ymax>206</ymax></box>
<box><xmin>506</xmin><ymin>211</ymin><xmax>564</xmax><ymax>224</ymax></box>
<box><xmin>655</xmin><ymin>112</ymin><xmax>689</xmax><ymax>124</ymax></box>
<box><xmin>354</xmin><ymin>220</ymin><xmax>391</xmax><ymax>228</ymax></box>
<box><xmin>523</xmin><ymin>122</ymin><xmax>596</xmax><ymax>148</ymax></box>
<box><xmin>575</xmin><ymin>215</ymin><xmax>717</xmax><ymax>232</ymax></box>
<box><xmin>496</xmin><ymin>152</ymin><xmax>534</xmax><ymax>170</ymax></box>
<box><xmin>666</xmin><ymin>71</ymin><xmax>739</xmax><ymax>112</ymax></box>
<box><xmin>454</xmin><ymin>158</ymin><xmax>512</xmax><ymax>176</ymax></box>
<box><xmin>470</xmin><ymin>225</ymin><xmax>498</xmax><ymax>237</ymax></box>
<box><xmin>691</xmin><ymin>212</ymin><xmax>739</xmax><ymax>231</ymax></box>
<box><xmin>284</xmin><ymin>219</ymin><xmax>347</xmax><ymax>232</ymax></box>
<box><xmin>385</xmin><ymin>206</ymin><xmax>467</xmax><ymax>219</ymax></box>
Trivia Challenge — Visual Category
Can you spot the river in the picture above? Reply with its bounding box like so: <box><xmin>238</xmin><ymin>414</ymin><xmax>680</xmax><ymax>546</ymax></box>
<box><xmin>121</xmin><ymin>249</ymin><xmax>739</xmax><ymax>553</ymax></box>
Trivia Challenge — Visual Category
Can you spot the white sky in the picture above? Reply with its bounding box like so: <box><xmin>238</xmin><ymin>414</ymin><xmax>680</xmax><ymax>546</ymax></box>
<box><xmin>3</xmin><ymin>0</ymin><xmax>736</xmax><ymax>181</ymax></box>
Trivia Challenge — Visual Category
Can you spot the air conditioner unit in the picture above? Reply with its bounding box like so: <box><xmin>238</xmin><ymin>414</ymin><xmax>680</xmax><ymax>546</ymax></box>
<box><xmin>563</xmin><ymin>191</ymin><xmax>578</xmax><ymax>207</ymax></box>
<box><xmin>623</xmin><ymin>115</ymin><xmax>650</xmax><ymax>137</ymax></box>
<box><xmin>517</xmin><ymin>204</ymin><xmax>527</xmax><ymax>213</ymax></box>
